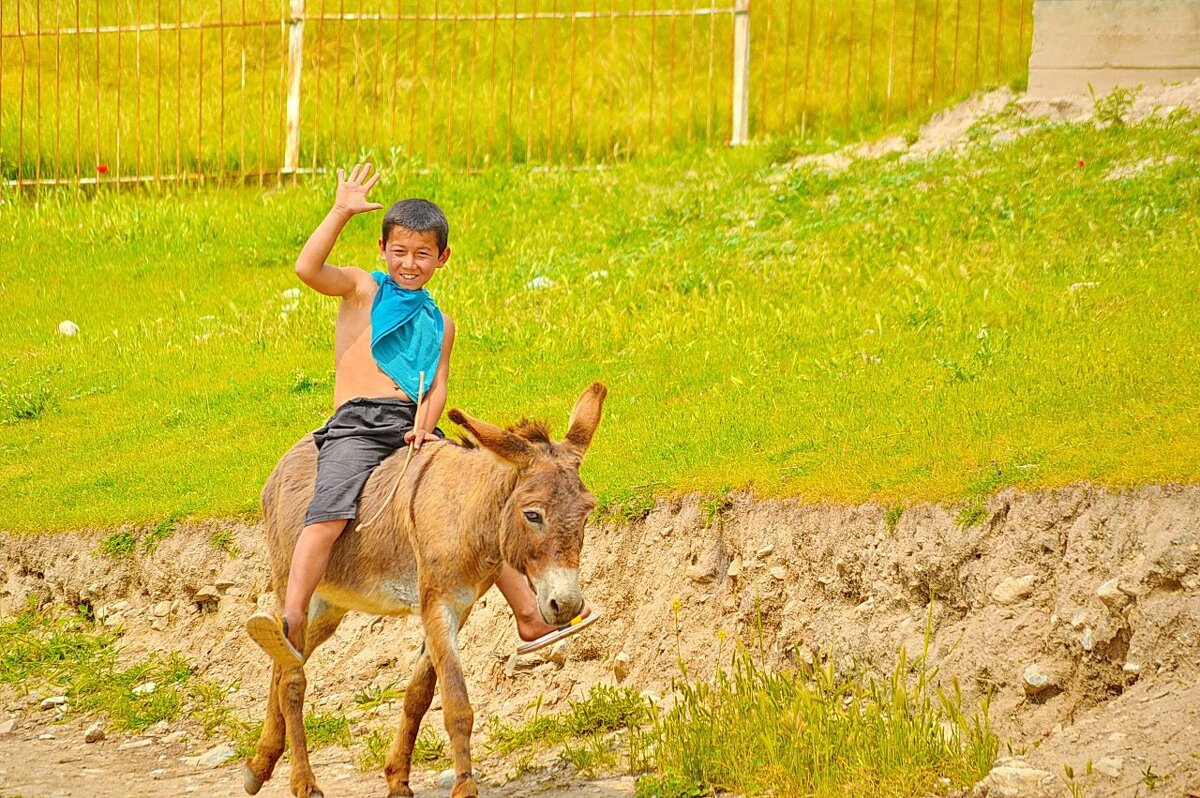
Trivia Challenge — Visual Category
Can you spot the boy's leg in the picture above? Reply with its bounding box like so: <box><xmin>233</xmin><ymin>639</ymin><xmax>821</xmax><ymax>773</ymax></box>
<box><xmin>280</xmin><ymin>518</ymin><xmax>349</xmax><ymax>650</ymax></box>
<box><xmin>494</xmin><ymin>562</ymin><xmax>590</xmax><ymax>642</ymax></box>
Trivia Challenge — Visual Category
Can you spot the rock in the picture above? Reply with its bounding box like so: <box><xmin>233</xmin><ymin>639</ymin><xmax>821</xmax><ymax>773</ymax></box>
<box><xmin>132</xmin><ymin>681</ymin><xmax>157</xmax><ymax>695</ymax></box>
<box><xmin>1022</xmin><ymin>664</ymin><xmax>1054</xmax><ymax>695</ymax></box>
<box><xmin>525</xmin><ymin>276</ymin><xmax>555</xmax><ymax>290</ymax></box>
<box><xmin>613</xmin><ymin>651</ymin><xmax>631</xmax><ymax>681</ymax></box>
<box><xmin>991</xmin><ymin>575</ymin><xmax>1036</xmax><ymax>606</ymax></box>
<box><xmin>118</xmin><ymin>738</ymin><xmax>154</xmax><ymax>750</ymax></box>
<box><xmin>726</xmin><ymin>558</ymin><xmax>743</xmax><ymax>578</ymax></box>
<box><xmin>104</xmin><ymin>612</ymin><xmax>125</xmax><ymax>628</ymax></box>
<box><xmin>1080</xmin><ymin>627</ymin><xmax>1095</xmax><ymax>652</ymax></box>
<box><xmin>1096</xmin><ymin>579</ymin><xmax>1131</xmax><ymax>610</ymax></box>
<box><xmin>0</xmin><ymin>719</ymin><xmax>16</xmax><ymax>734</ymax></box>
<box><xmin>58</xmin><ymin>320</ymin><xmax>80</xmax><ymax>336</ymax></box>
<box><xmin>545</xmin><ymin>642</ymin><xmax>568</xmax><ymax>667</ymax></box>
<box><xmin>282</xmin><ymin>287</ymin><xmax>301</xmax><ymax>299</ymax></box>
<box><xmin>151</xmin><ymin>601</ymin><xmax>172</xmax><ymax>617</ymax></box>
<box><xmin>84</xmin><ymin>723</ymin><xmax>106</xmax><ymax>743</ymax></box>
<box><xmin>1123</xmin><ymin>661</ymin><xmax>1141</xmax><ymax>674</ymax></box>
<box><xmin>659</xmin><ymin>525</ymin><xmax>673</xmax><ymax>537</ymax></box>
<box><xmin>39</xmin><ymin>733</ymin><xmax>55</xmax><ymax>740</ymax></box>
<box><xmin>195</xmin><ymin>743</ymin><xmax>236</xmax><ymax>767</ymax></box>
<box><xmin>214</xmin><ymin>579</ymin><xmax>237</xmax><ymax>591</ymax></box>
<box><xmin>756</xmin><ymin>544</ymin><xmax>775</xmax><ymax>558</ymax></box>
<box><xmin>437</xmin><ymin>768</ymin><xmax>457</xmax><ymax>789</ymax></box>
<box><xmin>1093</xmin><ymin>757</ymin><xmax>1122</xmax><ymax>778</ymax></box>
<box><xmin>40</xmin><ymin>695</ymin><xmax>68</xmax><ymax>710</ymax></box>
<box><xmin>150</xmin><ymin>618</ymin><xmax>168</xmax><ymax>632</ymax></box>
<box><xmin>685</xmin><ymin>563</ymin><xmax>716</xmax><ymax>584</ymax></box>
<box><xmin>973</xmin><ymin>761</ymin><xmax>1055</xmax><ymax>796</ymax></box>
<box><xmin>769</xmin><ymin>566</ymin><xmax>787</xmax><ymax>581</ymax></box>
<box><xmin>161</xmin><ymin>730</ymin><xmax>188</xmax><ymax>745</ymax></box>
<box><xmin>193</xmin><ymin>585</ymin><xmax>219</xmax><ymax>602</ymax></box>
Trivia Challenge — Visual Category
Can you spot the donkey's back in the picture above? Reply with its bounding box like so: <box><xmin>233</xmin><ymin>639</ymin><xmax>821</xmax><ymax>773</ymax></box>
<box><xmin>260</xmin><ymin>434</ymin><xmax>423</xmax><ymax>617</ymax></box>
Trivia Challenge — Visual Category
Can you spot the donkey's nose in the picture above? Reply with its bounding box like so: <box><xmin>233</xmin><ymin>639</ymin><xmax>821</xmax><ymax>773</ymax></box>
<box><xmin>548</xmin><ymin>593</ymin><xmax>583</xmax><ymax>625</ymax></box>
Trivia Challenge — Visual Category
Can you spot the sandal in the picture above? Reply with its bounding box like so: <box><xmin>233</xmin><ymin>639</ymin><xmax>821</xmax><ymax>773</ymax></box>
<box><xmin>515</xmin><ymin>612</ymin><xmax>600</xmax><ymax>656</ymax></box>
<box><xmin>246</xmin><ymin>612</ymin><xmax>304</xmax><ymax>667</ymax></box>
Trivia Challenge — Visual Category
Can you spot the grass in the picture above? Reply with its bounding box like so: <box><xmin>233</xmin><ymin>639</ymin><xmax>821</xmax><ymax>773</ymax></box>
<box><xmin>634</xmin><ymin>643</ymin><xmax>997</xmax><ymax>797</ymax></box>
<box><xmin>0</xmin><ymin>0</ymin><xmax>1029</xmax><ymax>177</ymax></box>
<box><xmin>2</xmin><ymin>107</ymin><xmax>1199</xmax><ymax>531</ymax></box>
<box><xmin>484</xmin><ymin>684</ymin><xmax>649</xmax><ymax>757</ymax></box>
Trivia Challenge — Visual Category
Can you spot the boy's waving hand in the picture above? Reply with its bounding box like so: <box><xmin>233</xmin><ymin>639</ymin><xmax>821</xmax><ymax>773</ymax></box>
<box><xmin>334</xmin><ymin>163</ymin><xmax>384</xmax><ymax>215</ymax></box>
<box><xmin>295</xmin><ymin>162</ymin><xmax>384</xmax><ymax>298</ymax></box>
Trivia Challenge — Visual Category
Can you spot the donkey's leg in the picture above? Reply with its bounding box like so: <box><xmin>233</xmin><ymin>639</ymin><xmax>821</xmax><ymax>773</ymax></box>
<box><xmin>243</xmin><ymin>663</ymin><xmax>285</xmax><ymax>795</ymax></box>
<box><xmin>383</xmin><ymin>641</ymin><xmax>438</xmax><ymax>798</ymax></box>
<box><xmin>278</xmin><ymin>597</ymin><xmax>347</xmax><ymax>798</ymax></box>
<box><xmin>423</xmin><ymin>602</ymin><xmax>479</xmax><ymax>798</ymax></box>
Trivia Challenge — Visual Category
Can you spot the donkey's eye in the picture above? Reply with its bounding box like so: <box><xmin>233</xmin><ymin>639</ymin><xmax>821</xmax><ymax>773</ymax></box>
<box><xmin>523</xmin><ymin>510</ymin><xmax>543</xmax><ymax>524</ymax></box>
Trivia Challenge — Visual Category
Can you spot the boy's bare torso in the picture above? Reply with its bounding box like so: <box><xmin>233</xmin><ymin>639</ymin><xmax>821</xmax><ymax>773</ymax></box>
<box><xmin>331</xmin><ymin>269</ymin><xmax>426</xmax><ymax>407</ymax></box>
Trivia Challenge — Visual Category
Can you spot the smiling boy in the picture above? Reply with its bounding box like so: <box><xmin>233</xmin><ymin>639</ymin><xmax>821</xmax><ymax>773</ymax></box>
<box><xmin>246</xmin><ymin>163</ymin><xmax>592</xmax><ymax>666</ymax></box>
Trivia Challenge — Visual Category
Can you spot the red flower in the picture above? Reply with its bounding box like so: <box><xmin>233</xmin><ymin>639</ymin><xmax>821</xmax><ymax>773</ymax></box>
<box><xmin>1076</xmin><ymin>159</ymin><xmax>1085</xmax><ymax>168</ymax></box>
<box><xmin>96</xmin><ymin>164</ymin><xmax>109</xmax><ymax>174</ymax></box>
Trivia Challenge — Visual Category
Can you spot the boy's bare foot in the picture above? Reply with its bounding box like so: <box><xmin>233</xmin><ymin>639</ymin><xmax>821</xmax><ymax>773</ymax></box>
<box><xmin>516</xmin><ymin>605</ymin><xmax>592</xmax><ymax>642</ymax></box>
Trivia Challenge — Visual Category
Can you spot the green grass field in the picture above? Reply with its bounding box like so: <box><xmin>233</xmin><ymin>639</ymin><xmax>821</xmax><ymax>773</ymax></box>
<box><xmin>2</xmin><ymin>105</ymin><xmax>1199</xmax><ymax>533</ymax></box>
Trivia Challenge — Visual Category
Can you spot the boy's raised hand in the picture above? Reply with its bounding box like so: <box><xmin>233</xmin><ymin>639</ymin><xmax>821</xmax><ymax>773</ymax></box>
<box><xmin>333</xmin><ymin>162</ymin><xmax>384</xmax><ymax>216</ymax></box>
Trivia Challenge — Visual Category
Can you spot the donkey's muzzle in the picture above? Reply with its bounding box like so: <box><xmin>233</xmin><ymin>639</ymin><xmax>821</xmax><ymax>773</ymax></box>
<box><xmin>533</xmin><ymin>567</ymin><xmax>584</xmax><ymax>626</ymax></box>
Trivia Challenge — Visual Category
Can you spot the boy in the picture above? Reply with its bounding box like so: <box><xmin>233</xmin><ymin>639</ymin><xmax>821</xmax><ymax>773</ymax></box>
<box><xmin>246</xmin><ymin>163</ymin><xmax>590</xmax><ymax>666</ymax></box>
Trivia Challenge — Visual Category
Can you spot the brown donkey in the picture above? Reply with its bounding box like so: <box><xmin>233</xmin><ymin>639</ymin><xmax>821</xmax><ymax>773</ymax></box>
<box><xmin>242</xmin><ymin>383</ymin><xmax>607</xmax><ymax>798</ymax></box>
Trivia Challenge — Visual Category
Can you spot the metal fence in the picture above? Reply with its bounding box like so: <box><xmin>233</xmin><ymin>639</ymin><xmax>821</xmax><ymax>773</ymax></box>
<box><xmin>0</xmin><ymin>0</ymin><xmax>1030</xmax><ymax>187</ymax></box>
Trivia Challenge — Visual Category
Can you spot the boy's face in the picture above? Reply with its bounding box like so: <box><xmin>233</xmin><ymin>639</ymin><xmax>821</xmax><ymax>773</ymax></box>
<box><xmin>378</xmin><ymin>227</ymin><xmax>449</xmax><ymax>291</ymax></box>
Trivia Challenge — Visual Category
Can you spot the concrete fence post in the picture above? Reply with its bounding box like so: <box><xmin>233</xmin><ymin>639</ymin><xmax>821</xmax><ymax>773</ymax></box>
<box><xmin>731</xmin><ymin>0</ymin><xmax>751</xmax><ymax>145</ymax></box>
<box><xmin>284</xmin><ymin>0</ymin><xmax>306</xmax><ymax>173</ymax></box>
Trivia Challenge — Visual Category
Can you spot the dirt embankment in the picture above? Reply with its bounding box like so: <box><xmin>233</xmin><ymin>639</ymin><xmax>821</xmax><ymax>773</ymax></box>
<box><xmin>2</xmin><ymin>485</ymin><xmax>1199</xmax><ymax>797</ymax></box>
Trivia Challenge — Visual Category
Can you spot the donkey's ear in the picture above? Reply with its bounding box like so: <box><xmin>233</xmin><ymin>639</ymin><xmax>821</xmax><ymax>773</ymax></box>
<box><xmin>562</xmin><ymin>382</ymin><xmax>607</xmax><ymax>462</ymax></box>
<box><xmin>449</xmin><ymin>408</ymin><xmax>535</xmax><ymax>468</ymax></box>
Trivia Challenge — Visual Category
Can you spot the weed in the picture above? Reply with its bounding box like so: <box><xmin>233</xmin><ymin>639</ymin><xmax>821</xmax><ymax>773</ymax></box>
<box><xmin>412</xmin><ymin>727</ymin><xmax>451</xmax><ymax>769</ymax></box>
<box><xmin>560</xmin><ymin>734</ymin><xmax>619</xmax><ymax>778</ymax></box>
<box><xmin>356</xmin><ymin>727</ymin><xmax>391</xmax><ymax>771</ymax></box>
<box><xmin>954</xmin><ymin>498</ymin><xmax>988</xmax><ymax>529</ymax></box>
<box><xmin>484</xmin><ymin>685</ymin><xmax>649</xmax><ymax>757</ymax></box>
<box><xmin>99</xmin><ymin>529</ymin><xmax>137</xmax><ymax>558</ymax></box>
<box><xmin>353</xmin><ymin>680</ymin><xmax>405</xmax><ymax>711</ymax></box>
<box><xmin>884</xmin><ymin>505</ymin><xmax>903</xmax><ymax>534</ymax></box>
<box><xmin>0</xmin><ymin>375</ymin><xmax>56</xmax><ymax>425</ymax></box>
<box><xmin>638</xmin><ymin>636</ymin><xmax>997</xmax><ymax>797</ymax></box>
<box><xmin>303</xmin><ymin>711</ymin><xmax>352</xmax><ymax>748</ymax></box>
<box><xmin>634</xmin><ymin>773</ymin><xmax>708</xmax><ymax>798</ymax></box>
<box><xmin>209</xmin><ymin>529</ymin><xmax>240</xmax><ymax>558</ymax></box>
<box><xmin>600</xmin><ymin>491</ymin><xmax>656</xmax><ymax>524</ymax></box>
<box><xmin>1142</xmin><ymin>766</ymin><xmax>1161</xmax><ymax>790</ymax></box>
<box><xmin>700</xmin><ymin>491</ymin><xmax>732</xmax><ymax>528</ymax></box>
<box><xmin>1091</xmin><ymin>85</ymin><xmax>1138</xmax><ymax>127</ymax></box>
<box><xmin>141</xmin><ymin>515</ymin><xmax>179</xmax><ymax>555</ymax></box>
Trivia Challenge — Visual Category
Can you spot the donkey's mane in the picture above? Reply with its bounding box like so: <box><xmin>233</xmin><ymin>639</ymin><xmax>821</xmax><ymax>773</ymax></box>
<box><xmin>507</xmin><ymin>418</ymin><xmax>553</xmax><ymax>444</ymax></box>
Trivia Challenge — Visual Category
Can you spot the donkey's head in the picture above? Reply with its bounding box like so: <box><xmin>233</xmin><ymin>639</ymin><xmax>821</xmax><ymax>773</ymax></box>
<box><xmin>448</xmin><ymin>382</ymin><xmax>607</xmax><ymax>626</ymax></box>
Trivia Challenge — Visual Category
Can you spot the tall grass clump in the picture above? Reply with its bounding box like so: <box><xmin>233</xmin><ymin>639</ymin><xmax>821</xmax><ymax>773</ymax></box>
<box><xmin>635</xmin><ymin>645</ymin><xmax>996</xmax><ymax>797</ymax></box>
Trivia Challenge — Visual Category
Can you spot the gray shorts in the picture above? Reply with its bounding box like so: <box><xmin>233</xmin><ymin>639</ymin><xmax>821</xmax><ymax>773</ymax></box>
<box><xmin>303</xmin><ymin>397</ymin><xmax>445</xmax><ymax>526</ymax></box>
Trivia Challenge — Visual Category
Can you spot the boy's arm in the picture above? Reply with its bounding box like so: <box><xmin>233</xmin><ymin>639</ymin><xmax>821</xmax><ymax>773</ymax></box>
<box><xmin>407</xmin><ymin>315</ymin><xmax>456</xmax><ymax>450</ymax></box>
<box><xmin>295</xmin><ymin>163</ymin><xmax>384</xmax><ymax>298</ymax></box>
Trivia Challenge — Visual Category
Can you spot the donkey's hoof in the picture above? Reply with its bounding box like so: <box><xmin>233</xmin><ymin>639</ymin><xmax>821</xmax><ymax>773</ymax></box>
<box><xmin>387</xmin><ymin>787</ymin><xmax>414</xmax><ymax>798</ymax></box>
<box><xmin>242</xmin><ymin>764</ymin><xmax>264</xmax><ymax>795</ymax></box>
<box><xmin>451</xmin><ymin>775</ymin><xmax>479</xmax><ymax>798</ymax></box>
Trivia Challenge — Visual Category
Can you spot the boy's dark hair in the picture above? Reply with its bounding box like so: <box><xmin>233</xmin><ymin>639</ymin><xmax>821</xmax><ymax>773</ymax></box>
<box><xmin>382</xmin><ymin>199</ymin><xmax>449</xmax><ymax>253</ymax></box>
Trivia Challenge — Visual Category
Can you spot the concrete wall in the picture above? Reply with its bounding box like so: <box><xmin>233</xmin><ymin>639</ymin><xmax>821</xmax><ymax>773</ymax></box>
<box><xmin>1028</xmin><ymin>0</ymin><xmax>1200</xmax><ymax>98</ymax></box>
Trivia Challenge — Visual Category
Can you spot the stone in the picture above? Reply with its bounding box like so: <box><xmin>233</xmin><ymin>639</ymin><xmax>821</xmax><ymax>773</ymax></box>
<box><xmin>1094</xmin><ymin>757</ymin><xmax>1122</xmax><ymax>778</ymax></box>
<box><xmin>770</xmin><ymin>566</ymin><xmax>787</xmax><ymax>581</ymax></box>
<box><xmin>973</xmin><ymin>762</ymin><xmax>1055</xmax><ymax>796</ymax></box>
<box><xmin>193</xmin><ymin>585</ymin><xmax>219</xmax><ymax>602</ymax></box>
<box><xmin>1080</xmin><ymin>628</ymin><xmax>1095</xmax><ymax>652</ymax></box>
<box><xmin>756</xmin><ymin>544</ymin><xmax>775</xmax><ymax>558</ymax></box>
<box><xmin>118</xmin><ymin>738</ymin><xmax>154</xmax><ymax>750</ymax></box>
<box><xmin>613</xmin><ymin>651</ymin><xmax>631</xmax><ymax>681</ymax></box>
<box><xmin>151</xmin><ymin>600</ymin><xmax>172</xmax><ymax>617</ymax></box>
<box><xmin>195</xmin><ymin>743</ymin><xmax>236</xmax><ymax>767</ymax></box>
<box><xmin>437</xmin><ymin>768</ymin><xmax>457</xmax><ymax>789</ymax></box>
<box><xmin>214</xmin><ymin>579</ymin><xmax>237</xmax><ymax>591</ymax></box>
<box><xmin>58</xmin><ymin>320</ymin><xmax>80</xmax><ymax>336</ymax></box>
<box><xmin>546</xmin><ymin>642</ymin><xmax>568</xmax><ymax>667</ymax></box>
<box><xmin>132</xmin><ymin>681</ymin><xmax>157</xmax><ymax>696</ymax></box>
<box><xmin>991</xmin><ymin>575</ymin><xmax>1036</xmax><ymax>606</ymax></box>
<box><xmin>1022</xmin><ymin>664</ymin><xmax>1054</xmax><ymax>695</ymax></box>
<box><xmin>40</xmin><ymin>695</ymin><xmax>68</xmax><ymax>710</ymax></box>
<box><xmin>1123</xmin><ymin>662</ymin><xmax>1141</xmax><ymax>674</ymax></box>
<box><xmin>161</xmin><ymin>730</ymin><xmax>188</xmax><ymax>745</ymax></box>
<box><xmin>726</xmin><ymin>558</ymin><xmax>743</xmax><ymax>578</ymax></box>
<box><xmin>659</xmin><ymin>525</ymin><xmax>674</xmax><ymax>537</ymax></box>
<box><xmin>84</xmin><ymin>723</ymin><xmax>106</xmax><ymax>743</ymax></box>
<box><xmin>685</xmin><ymin>563</ymin><xmax>716</xmax><ymax>584</ymax></box>
<box><xmin>1096</xmin><ymin>579</ymin><xmax>1131</xmax><ymax>610</ymax></box>
<box><xmin>150</xmin><ymin>618</ymin><xmax>168</xmax><ymax>632</ymax></box>
<box><xmin>39</xmin><ymin>733</ymin><xmax>55</xmax><ymax>740</ymax></box>
<box><xmin>0</xmin><ymin>719</ymin><xmax>16</xmax><ymax>735</ymax></box>
<box><xmin>104</xmin><ymin>612</ymin><xmax>125</xmax><ymax>628</ymax></box>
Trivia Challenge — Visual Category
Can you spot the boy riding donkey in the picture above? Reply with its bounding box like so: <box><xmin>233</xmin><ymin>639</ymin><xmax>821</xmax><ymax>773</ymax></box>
<box><xmin>246</xmin><ymin>163</ymin><xmax>595</xmax><ymax>666</ymax></box>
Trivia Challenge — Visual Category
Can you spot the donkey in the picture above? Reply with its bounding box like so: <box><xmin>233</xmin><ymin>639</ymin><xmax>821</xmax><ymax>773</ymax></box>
<box><xmin>242</xmin><ymin>383</ymin><xmax>607</xmax><ymax>798</ymax></box>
